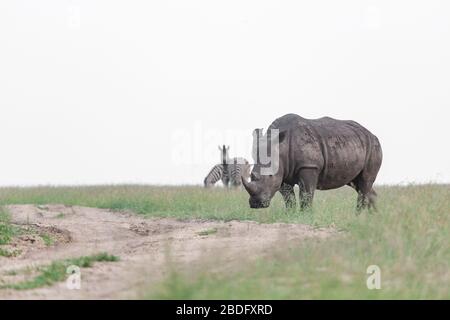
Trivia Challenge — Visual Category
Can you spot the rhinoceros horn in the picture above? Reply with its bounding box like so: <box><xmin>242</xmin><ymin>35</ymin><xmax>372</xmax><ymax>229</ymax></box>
<box><xmin>242</xmin><ymin>177</ymin><xmax>258</xmax><ymax>195</ymax></box>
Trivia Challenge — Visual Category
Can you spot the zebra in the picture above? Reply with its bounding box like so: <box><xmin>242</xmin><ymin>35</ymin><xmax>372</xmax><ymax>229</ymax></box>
<box><xmin>204</xmin><ymin>164</ymin><xmax>224</xmax><ymax>187</ymax></box>
<box><xmin>219</xmin><ymin>145</ymin><xmax>231</xmax><ymax>187</ymax></box>
<box><xmin>203</xmin><ymin>146</ymin><xmax>251</xmax><ymax>188</ymax></box>
<box><xmin>229</xmin><ymin>157</ymin><xmax>251</xmax><ymax>187</ymax></box>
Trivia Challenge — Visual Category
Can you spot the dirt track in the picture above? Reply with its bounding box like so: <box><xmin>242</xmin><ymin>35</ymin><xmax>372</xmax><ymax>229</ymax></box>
<box><xmin>0</xmin><ymin>205</ymin><xmax>335</xmax><ymax>299</ymax></box>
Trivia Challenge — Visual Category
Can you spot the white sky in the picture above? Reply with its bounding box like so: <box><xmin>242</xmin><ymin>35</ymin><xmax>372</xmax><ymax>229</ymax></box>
<box><xmin>0</xmin><ymin>0</ymin><xmax>449</xmax><ymax>186</ymax></box>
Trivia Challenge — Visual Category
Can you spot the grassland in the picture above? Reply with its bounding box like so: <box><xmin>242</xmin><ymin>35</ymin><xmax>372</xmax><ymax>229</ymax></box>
<box><xmin>0</xmin><ymin>206</ymin><xmax>56</xmax><ymax>257</ymax></box>
<box><xmin>0</xmin><ymin>184</ymin><xmax>449</xmax><ymax>299</ymax></box>
<box><xmin>1</xmin><ymin>253</ymin><xmax>119</xmax><ymax>290</ymax></box>
<box><xmin>0</xmin><ymin>207</ymin><xmax>22</xmax><ymax>257</ymax></box>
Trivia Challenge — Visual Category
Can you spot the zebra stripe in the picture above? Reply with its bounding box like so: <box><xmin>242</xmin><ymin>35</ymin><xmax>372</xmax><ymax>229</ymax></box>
<box><xmin>229</xmin><ymin>157</ymin><xmax>251</xmax><ymax>187</ymax></box>
<box><xmin>204</xmin><ymin>164</ymin><xmax>224</xmax><ymax>187</ymax></box>
<box><xmin>204</xmin><ymin>157</ymin><xmax>250</xmax><ymax>188</ymax></box>
<box><xmin>220</xmin><ymin>145</ymin><xmax>230</xmax><ymax>187</ymax></box>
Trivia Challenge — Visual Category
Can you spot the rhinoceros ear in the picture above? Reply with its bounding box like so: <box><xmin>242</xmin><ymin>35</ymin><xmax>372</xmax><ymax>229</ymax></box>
<box><xmin>272</xmin><ymin>130</ymin><xmax>287</xmax><ymax>144</ymax></box>
<box><xmin>251</xmin><ymin>171</ymin><xmax>261</xmax><ymax>181</ymax></box>
<box><xmin>279</xmin><ymin>130</ymin><xmax>287</xmax><ymax>143</ymax></box>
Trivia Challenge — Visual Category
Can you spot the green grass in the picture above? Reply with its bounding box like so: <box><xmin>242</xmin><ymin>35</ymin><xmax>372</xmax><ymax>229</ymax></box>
<box><xmin>40</xmin><ymin>234</ymin><xmax>54</xmax><ymax>246</ymax></box>
<box><xmin>0</xmin><ymin>184</ymin><xmax>448</xmax><ymax>299</ymax></box>
<box><xmin>0</xmin><ymin>207</ymin><xmax>21</xmax><ymax>246</ymax></box>
<box><xmin>197</xmin><ymin>228</ymin><xmax>218</xmax><ymax>236</ymax></box>
<box><xmin>0</xmin><ymin>219</ymin><xmax>21</xmax><ymax>256</ymax></box>
<box><xmin>1</xmin><ymin>253</ymin><xmax>119</xmax><ymax>290</ymax></box>
<box><xmin>144</xmin><ymin>184</ymin><xmax>446</xmax><ymax>300</ymax></box>
<box><xmin>0</xmin><ymin>185</ymin><xmax>300</xmax><ymax>223</ymax></box>
<box><xmin>0</xmin><ymin>206</ymin><xmax>55</xmax><ymax>252</ymax></box>
<box><xmin>0</xmin><ymin>248</ymin><xmax>21</xmax><ymax>258</ymax></box>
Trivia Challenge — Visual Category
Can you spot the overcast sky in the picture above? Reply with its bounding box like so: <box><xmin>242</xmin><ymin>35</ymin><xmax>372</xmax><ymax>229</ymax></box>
<box><xmin>0</xmin><ymin>0</ymin><xmax>449</xmax><ymax>186</ymax></box>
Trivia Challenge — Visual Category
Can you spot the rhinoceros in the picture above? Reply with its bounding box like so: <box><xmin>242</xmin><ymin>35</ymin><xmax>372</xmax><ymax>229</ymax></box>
<box><xmin>242</xmin><ymin>114</ymin><xmax>383</xmax><ymax>211</ymax></box>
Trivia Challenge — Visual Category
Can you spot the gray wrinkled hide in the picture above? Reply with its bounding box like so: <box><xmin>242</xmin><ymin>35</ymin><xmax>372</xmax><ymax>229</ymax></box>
<box><xmin>242</xmin><ymin>113</ymin><xmax>383</xmax><ymax>212</ymax></box>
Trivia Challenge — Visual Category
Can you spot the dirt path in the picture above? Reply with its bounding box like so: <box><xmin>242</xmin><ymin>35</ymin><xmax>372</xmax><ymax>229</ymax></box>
<box><xmin>0</xmin><ymin>205</ymin><xmax>335</xmax><ymax>299</ymax></box>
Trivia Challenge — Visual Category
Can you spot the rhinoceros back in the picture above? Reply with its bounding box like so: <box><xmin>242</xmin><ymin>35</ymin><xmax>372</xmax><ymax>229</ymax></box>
<box><xmin>268</xmin><ymin>114</ymin><xmax>382</xmax><ymax>190</ymax></box>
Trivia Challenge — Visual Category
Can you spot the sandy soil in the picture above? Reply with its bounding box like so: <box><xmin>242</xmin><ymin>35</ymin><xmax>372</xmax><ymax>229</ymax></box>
<box><xmin>0</xmin><ymin>205</ymin><xmax>335</xmax><ymax>300</ymax></box>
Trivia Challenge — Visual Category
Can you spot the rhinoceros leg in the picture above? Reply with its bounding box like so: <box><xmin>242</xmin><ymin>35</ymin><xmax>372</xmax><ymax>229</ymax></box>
<box><xmin>279</xmin><ymin>183</ymin><xmax>296</xmax><ymax>209</ymax></box>
<box><xmin>356</xmin><ymin>193</ymin><xmax>369</xmax><ymax>212</ymax></box>
<box><xmin>298</xmin><ymin>168</ymin><xmax>319</xmax><ymax>210</ymax></box>
<box><xmin>350</xmin><ymin>171</ymin><xmax>377</xmax><ymax>213</ymax></box>
<box><xmin>367</xmin><ymin>189</ymin><xmax>378</xmax><ymax>211</ymax></box>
